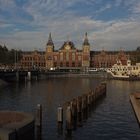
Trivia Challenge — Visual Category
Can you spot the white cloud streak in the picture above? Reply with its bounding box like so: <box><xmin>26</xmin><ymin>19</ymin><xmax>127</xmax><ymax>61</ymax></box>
<box><xmin>0</xmin><ymin>0</ymin><xmax>140</xmax><ymax>51</ymax></box>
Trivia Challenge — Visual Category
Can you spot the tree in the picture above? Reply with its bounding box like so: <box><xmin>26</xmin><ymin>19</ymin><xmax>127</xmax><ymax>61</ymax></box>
<box><xmin>136</xmin><ymin>46</ymin><xmax>140</xmax><ymax>51</ymax></box>
<box><xmin>0</xmin><ymin>44</ymin><xmax>22</xmax><ymax>65</ymax></box>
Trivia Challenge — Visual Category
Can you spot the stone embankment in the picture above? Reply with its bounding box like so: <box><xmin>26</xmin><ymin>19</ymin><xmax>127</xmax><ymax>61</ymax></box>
<box><xmin>0</xmin><ymin>79</ymin><xmax>7</xmax><ymax>87</ymax></box>
<box><xmin>0</xmin><ymin>111</ymin><xmax>35</xmax><ymax>140</ymax></box>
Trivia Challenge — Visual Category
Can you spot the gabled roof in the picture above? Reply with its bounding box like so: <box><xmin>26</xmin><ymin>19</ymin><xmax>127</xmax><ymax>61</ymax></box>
<box><xmin>59</xmin><ymin>41</ymin><xmax>76</xmax><ymax>50</ymax></box>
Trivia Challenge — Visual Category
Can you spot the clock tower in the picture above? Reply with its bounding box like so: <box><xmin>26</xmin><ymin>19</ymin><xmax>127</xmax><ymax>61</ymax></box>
<box><xmin>45</xmin><ymin>33</ymin><xmax>54</xmax><ymax>69</ymax></box>
<box><xmin>82</xmin><ymin>32</ymin><xmax>90</xmax><ymax>68</ymax></box>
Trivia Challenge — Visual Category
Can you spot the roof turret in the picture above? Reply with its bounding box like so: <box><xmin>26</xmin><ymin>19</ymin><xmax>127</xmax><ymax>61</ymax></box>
<box><xmin>83</xmin><ymin>32</ymin><xmax>90</xmax><ymax>46</ymax></box>
<box><xmin>46</xmin><ymin>33</ymin><xmax>54</xmax><ymax>46</ymax></box>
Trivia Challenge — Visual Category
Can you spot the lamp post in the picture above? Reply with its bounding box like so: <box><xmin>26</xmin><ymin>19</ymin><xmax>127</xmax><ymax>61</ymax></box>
<box><xmin>14</xmin><ymin>49</ymin><xmax>19</xmax><ymax>70</ymax></box>
<box><xmin>14</xmin><ymin>49</ymin><xmax>17</xmax><ymax>70</ymax></box>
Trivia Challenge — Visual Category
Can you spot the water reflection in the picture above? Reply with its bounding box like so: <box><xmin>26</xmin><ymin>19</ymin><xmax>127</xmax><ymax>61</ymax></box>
<box><xmin>0</xmin><ymin>79</ymin><xmax>140</xmax><ymax>139</ymax></box>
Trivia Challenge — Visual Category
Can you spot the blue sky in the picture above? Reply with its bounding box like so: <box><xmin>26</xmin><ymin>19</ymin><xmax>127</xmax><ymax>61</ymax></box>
<box><xmin>0</xmin><ymin>0</ymin><xmax>140</xmax><ymax>50</ymax></box>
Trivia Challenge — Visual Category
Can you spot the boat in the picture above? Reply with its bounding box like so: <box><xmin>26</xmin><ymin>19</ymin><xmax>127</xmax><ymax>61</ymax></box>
<box><xmin>88</xmin><ymin>68</ymin><xmax>98</xmax><ymax>72</ymax></box>
<box><xmin>106</xmin><ymin>59</ymin><xmax>140</xmax><ymax>80</ymax></box>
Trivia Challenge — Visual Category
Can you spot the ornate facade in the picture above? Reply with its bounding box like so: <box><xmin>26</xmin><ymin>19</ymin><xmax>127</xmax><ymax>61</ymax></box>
<box><xmin>20</xmin><ymin>33</ymin><xmax>129</xmax><ymax>70</ymax></box>
<box><xmin>20</xmin><ymin>33</ymin><xmax>90</xmax><ymax>70</ymax></box>
<box><xmin>45</xmin><ymin>33</ymin><xmax>90</xmax><ymax>70</ymax></box>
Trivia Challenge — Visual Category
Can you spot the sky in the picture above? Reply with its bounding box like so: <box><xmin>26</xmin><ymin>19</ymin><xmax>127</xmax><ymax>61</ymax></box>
<box><xmin>0</xmin><ymin>0</ymin><xmax>140</xmax><ymax>51</ymax></box>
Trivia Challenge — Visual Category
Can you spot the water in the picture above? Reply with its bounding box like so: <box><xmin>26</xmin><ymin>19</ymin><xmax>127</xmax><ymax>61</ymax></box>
<box><xmin>0</xmin><ymin>78</ymin><xmax>140</xmax><ymax>140</ymax></box>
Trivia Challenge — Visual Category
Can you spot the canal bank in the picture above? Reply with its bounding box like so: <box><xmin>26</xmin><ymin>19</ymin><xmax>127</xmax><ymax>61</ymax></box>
<box><xmin>0</xmin><ymin>111</ymin><xmax>34</xmax><ymax>140</ymax></box>
<box><xmin>0</xmin><ymin>79</ymin><xmax>7</xmax><ymax>87</ymax></box>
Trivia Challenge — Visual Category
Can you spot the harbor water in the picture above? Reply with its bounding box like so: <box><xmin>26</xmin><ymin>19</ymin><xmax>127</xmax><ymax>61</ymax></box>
<box><xmin>0</xmin><ymin>77</ymin><xmax>140</xmax><ymax>140</ymax></box>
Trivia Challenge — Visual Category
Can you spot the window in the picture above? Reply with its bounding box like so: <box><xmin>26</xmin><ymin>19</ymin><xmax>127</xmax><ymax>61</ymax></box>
<box><xmin>72</xmin><ymin>62</ymin><xmax>75</xmax><ymax>67</ymax></box>
<box><xmin>78</xmin><ymin>62</ymin><xmax>81</xmax><ymax>67</ymax></box>
<box><xmin>66</xmin><ymin>62</ymin><xmax>69</xmax><ymax>67</ymax></box>
<box><xmin>60</xmin><ymin>62</ymin><xmax>63</xmax><ymax>67</ymax></box>
<box><xmin>78</xmin><ymin>56</ymin><xmax>81</xmax><ymax>61</ymax></box>
<box><xmin>72</xmin><ymin>53</ymin><xmax>75</xmax><ymax>61</ymax></box>
<box><xmin>60</xmin><ymin>53</ymin><xmax>63</xmax><ymax>61</ymax></box>
<box><xmin>54</xmin><ymin>62</ymin><xmax>57</xmax><ymax>67</ymax></box>
<box><xmin>54</xmin><ymin>56</ymin><xmax>57</xmax><ymax>61</ymax></box>
<box><xmin>66</xmin><ymin>52</ymin><xmax>69</xmax><ymax>61</ymax></box>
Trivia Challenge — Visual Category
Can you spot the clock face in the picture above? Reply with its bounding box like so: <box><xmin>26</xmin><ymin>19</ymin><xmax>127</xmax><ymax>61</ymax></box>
<box><xmin>65</xmin><ymin>45</ymin><xmax>70</xmax><ymax>50</ymax></box>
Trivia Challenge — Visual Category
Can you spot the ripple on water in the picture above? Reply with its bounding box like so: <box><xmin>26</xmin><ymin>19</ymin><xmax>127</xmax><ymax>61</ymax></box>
<box><xmin>0</xmin><ymin>79</ymin><xmax>140</xmax><ymax>140</ymax></box>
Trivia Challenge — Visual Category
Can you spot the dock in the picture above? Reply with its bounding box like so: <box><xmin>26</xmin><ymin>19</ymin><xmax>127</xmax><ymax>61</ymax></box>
<box><xmin>130</xmin><ymin>93</ymin><xmax>140</xmax><ymax>125</ymax></box>
<box><xmin>0</xmin><ymin>111</ymin><xmax>35</xmax><ymax>140</ymax></box>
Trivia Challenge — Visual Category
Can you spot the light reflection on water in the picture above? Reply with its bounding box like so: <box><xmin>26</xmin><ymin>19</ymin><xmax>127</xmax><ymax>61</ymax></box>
<box><xmin>0</xmin><ymin>78</ymin><xmax>140</xmax><ymax>140</ymax></box>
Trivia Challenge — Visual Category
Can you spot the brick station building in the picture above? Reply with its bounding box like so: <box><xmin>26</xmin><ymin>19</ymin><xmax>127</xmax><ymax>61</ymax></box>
<box><xmin>20</xmin><ymin>33</ymin><xmax>129</xmax><ymax>70</ymax></box>
<box><xmin>21</xmin><ymin>33</ymin><xmax>90</xmax><ymax>70</ymax></box>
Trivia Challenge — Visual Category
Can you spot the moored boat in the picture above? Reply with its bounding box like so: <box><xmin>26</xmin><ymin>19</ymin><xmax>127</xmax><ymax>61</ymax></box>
<box><xmin>106</xmin><ymin>60</ymin><xmax>140</xmax><ymax>80</ymax></box>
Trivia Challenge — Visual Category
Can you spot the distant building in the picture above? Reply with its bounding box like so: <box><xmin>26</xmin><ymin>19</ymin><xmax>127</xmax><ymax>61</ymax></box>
<box><xmin>20</xmin><ymin>51</ymin><xmax>45</xmax><ymax>69</ymax></box>
<box><xmin>91</xmin><ymin>50</ymin><xmax>129</xmax><ymax>68</ymax></box>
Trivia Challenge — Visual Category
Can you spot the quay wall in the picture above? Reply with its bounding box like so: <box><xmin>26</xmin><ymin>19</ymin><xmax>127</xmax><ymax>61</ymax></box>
<box><xmin>0</xmin><ymin>111</ymin><xmax>35</xmax><ymax>140</ymax></box>
<box><xmin>0</xmin><ymin>79</ymin><xmax>7</xmax><ymax>87</ymax></box>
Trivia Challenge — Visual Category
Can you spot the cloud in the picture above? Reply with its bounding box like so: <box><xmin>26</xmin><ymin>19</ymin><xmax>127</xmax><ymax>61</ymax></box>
<box><xmin>132</xmin><ymin>2</ymin><xmax>140</xmax><ymax>14</ymax></box>
<box><xmin>0</xmin><ymin>21</ymin><xmax>13</xmax><ymax>28</ymax></box>
<box><xmin>1</xmin><ymin>17</ymin><xmax>140</xmax><ymax>51</ymax></box>
<box><xmin>95</xmin><ymin>3</ymin><xmax>112</xmax><ymax>14</ymax></box>
<box><xmin>92</xmin><ymin>19</ymin><xmax>140</xmax><ymax>50</ymax></box>
<box><xmin>0</xmin><ymin>0</ymin><xmax>140</xmax><ymax>51</ymax></box>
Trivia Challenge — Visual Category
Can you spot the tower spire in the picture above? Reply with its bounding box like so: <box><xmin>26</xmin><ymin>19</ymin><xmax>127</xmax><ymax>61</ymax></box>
<box><xmin>83</xmin><ymin>32</ymin><xmax>90</xmax><ymax>46</ymax></box>
<box><xmin>46</xmin><ymin>32</ymin><xmax>54</xmax><ymax>46</ymax></box>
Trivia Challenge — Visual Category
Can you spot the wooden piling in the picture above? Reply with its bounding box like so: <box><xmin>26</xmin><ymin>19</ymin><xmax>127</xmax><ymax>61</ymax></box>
<box><xmin>77</xmin><ymin>96</ymin><xmax>82</xmax><ymax>113</ymax></box>
<box><xmin>57</xmin><ymin>107</ymin><xmax>63</xmax><ymax>123</ymax></box>
<box><xmin>57</xmin><ymin>106</ymin><xmax>63</xmax><ymax>136</ymax></box>
<box><xmin>101</xmin><ymin>82</ymin><xmax>107</xmax><ymax>95</ymax></box>
<box><xmin>77</xmin><ymin>96</ymin><xmax>84</xmax><ymax>127</ymax></box>
<box><xmin>91</xmin><ymin>91</ymin><xmax>95</xmax><ymax>103</ymax></box>
<box><xmin>77</xmin><ymin>112</ymin><xmax>82</xmax><ymax>127</ymax></box>
<box><xmin>71</xmin><ymin>99</ymin><xmax>77</xmax><ymax>118</ymax></box>
<box><xmin>57</xmin><ymin>122</ymin><xmax>63</xmax><ymax>136</ymax></box>
<box><xmin>59</xmin><ymin>82</ymin><xmax>107</xmax><ymax>134</ymax></box>
<box><xmin>95</xmin><ymin>87</ymin><xmax>99</xmax><ymax>100</ymax></box>
<box><xmin>82</xmin><ymin>95</ymin><xmax>86</xmax><ymax>110</ymax></box>
<box><xmin>36</xmin><ymin>104</ymin><xmax>42</xmax><ymax>140</ymax></box>
<box><xmin>66</xmin><ymin>106</ymin><xmax>72</xmax><ymax>131</ymax></box>
<box><xmin>87</xmin><ymin>94</ymin><xmax>90</xmax><ymax>105</ymax></box>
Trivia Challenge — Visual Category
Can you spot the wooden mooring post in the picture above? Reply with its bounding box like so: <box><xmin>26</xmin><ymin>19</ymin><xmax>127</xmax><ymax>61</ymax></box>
<box><xmin>77</xmin><ymin>96</ymin><xmax>82</xmax><ymax>113</ymax></box>
<box><xmin>101</xmin><ymin>82</ymin><xmax>107</xmax><ymax>95</ymax></box>
<box><xmin>70</xmin><ymin>99</ymin><xmax>77</xmax><ymax>130</ymax></box>
<box><xmin>57</xmin><ymin>107</ymin><xmax>63</xmax><ymax>123</ymax></box>
<box><xmin>57</xmin><ymin>106</ymin><xmax>63</xmax><ymax>135</ymax></box>
<box><xmin>76</xmin><ymin>96</ymin><xmax>83</xmax><ymax>127</ymax></box>
<box><xmin>66</xmin><ymin>106</ymin><xmax>72</xmax><ymax>133</ymax></box>
<box><xmin>36</xmin><ymin>104</ymin><xmax>42</xmax><ymax>140</ymax></box>
<box><xmin>82</xmin><ymin>94</ymin><xmax>87</xmax><ymax>110</ymax></box>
